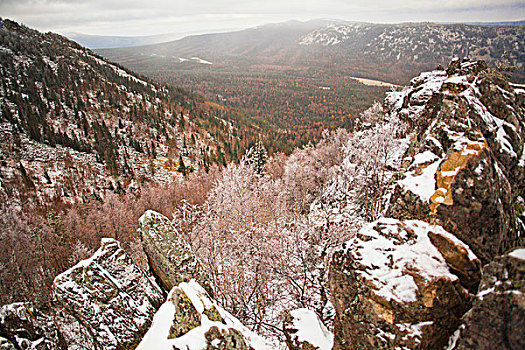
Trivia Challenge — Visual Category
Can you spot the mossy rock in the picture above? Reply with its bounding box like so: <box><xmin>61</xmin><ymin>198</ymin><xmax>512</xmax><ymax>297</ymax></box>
<box><xmin>203</xmin><ymin>305</ymin><xmax>224</xmax><ymax>323</ymax></box>
<box><xmin>204</xmin><ymin>326</ymin><xmax>250</xmax><ymax>350</ymax></box>
<box><xmin>169</xmin><ymin>287</ymin><xmax>201</xmax><ymax>338</ymax></box>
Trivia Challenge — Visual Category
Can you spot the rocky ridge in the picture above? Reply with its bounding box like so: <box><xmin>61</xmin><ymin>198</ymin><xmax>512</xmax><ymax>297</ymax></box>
<box><xmin>386</xmin><ymin>59</ymin><xmax>525</xmax><ymax>262</ymax></box>
<box><xmin>330</xmin><ymin>59</ymin><xmax>525</xmax><ymax>349</ymax></box>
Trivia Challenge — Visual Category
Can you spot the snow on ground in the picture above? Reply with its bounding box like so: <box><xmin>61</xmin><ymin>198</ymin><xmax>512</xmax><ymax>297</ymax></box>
<box><xmin>191</xmin><ymin>57</ymin><xmax>213</xmax><ymax>65</ymax></box>
<box><xmin>412</xmin><ymin>151</ymin><xmax>440</xmax><ymax>166</ymax></box>
<box><xmin>176</xmin><ymin>57</ymin><xmax>213</xmax><ymax>65</ymax></box>
<box><xmin>89</xmin><ymin>55</ymin><xmax>149</xmax><ymax>86</ymax></box>
<box><xmin>399</xmin><ymin>159</ymin><xmax>441</xmax><ymax>202</ymax></box>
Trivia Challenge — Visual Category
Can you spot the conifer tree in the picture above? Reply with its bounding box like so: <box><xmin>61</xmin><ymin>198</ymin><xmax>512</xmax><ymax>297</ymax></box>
<box><xmin>178</xmin><ymin>154</ymin><xmax>187</xmax><ymax>177</ymax></box>
<box><xmin>245</xmin><ymin>140</ymin><xmax>267</xmax><ymax>175</ymax></box>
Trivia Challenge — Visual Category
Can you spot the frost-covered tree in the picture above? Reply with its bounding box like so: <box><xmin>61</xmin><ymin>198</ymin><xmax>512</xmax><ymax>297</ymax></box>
<box><xmin>179</xmin><ymin>129</ymin><xmax>367</xmax><ymax>339</ymax></box>
<box><xmin>358</xmin><ymin>101</ymin><xmax>384</xmax><ymax>126</ymax></box>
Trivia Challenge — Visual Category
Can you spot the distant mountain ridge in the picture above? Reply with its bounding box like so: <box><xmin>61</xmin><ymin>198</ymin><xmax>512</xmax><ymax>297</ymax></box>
<box><xmin>67</xmin><ymin>32</ymin><xmax>185</xmax><ymax>49</ymax></box>
<box><xmin>76</xmin><ymin>19</ymin><xmax>524</xmax><ymax>50</ymax></box>
<box><xmin>67</xmin><ymin>27</ymin><xmax>244</xmax><ymax>49</ymax></box>
<box><xmin>460</xmin><ymin>20</ymin><xmax>525</xmax><ymax>26</ymax></box>
<box><xmin>99</xmin><ymin>19</ymin><xmax>525</xmax><ymax>85</ymax></box>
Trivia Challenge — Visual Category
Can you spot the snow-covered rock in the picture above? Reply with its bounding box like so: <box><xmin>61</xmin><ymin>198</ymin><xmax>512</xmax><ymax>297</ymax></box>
<box><xmin>330</xmin><ymin>59</ymin><xmax>525</xmax><ymax>349</ymax></box>
<box><xmin>283</xmin><ymin>308</ymin><xmax>333</xmax><ymax>350</ymax></box>
<box><xmin>448</xmin><ymin>247</ymin><xmax>525</xmax><ymax>349</ymax></box>
<box><xmin>137</xmin><ymin>280</ymin><xmax>275</xmax><ymax>350</ymax></box>
<box><xmin>386</xmin><ymin>59</ymin><xmax>525</xmax><ymax>263</ymax></box>
<box><xmin>53</xmin><ymin>238</ymin><xmax>164</xmax><ymax>349</ymax></box>
<box><xmin>138</xmin><ymin>210</ymin><xmax>210</xmax><ymax>292</ymax></box>
<box><xmin>330</xmin><ymin>218</ymin><xmax>478</xmax><ymax>349</ymax></box>
<box><xmin>0</xmin><ymin>302</ymin><xmax>64</xmax><ymax>349</ymax></box>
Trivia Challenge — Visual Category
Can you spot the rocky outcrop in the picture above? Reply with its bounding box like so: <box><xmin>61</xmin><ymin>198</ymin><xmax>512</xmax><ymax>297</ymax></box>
<box><xmin>448</xmin><ymin>247</ymin><xmax>525</xmax><ymax>350</ymax></box>
<box><xmin>137</xmin><ymin>280</ymin><xmax>274</xmax><ymax>350</ymax></box>
<box><xmin>330</xmin><ymin>59</ymin><xmax>525</xmax><ymax>349</ymax></box>
<box><xmin>283</xmin><ymin>308</ymin><xmax>333</xmax><ymax>350</ymax></box>
<box><xmin>385</xmin><ymin>59</ymin><xmax>525</xmax><ymax>263</ymax></box>
<box><xmin>53</xmin><ymin>238</ymin><xmax>164</xmax><ymax>350</ymax></box>
<box><xmin>0</xmin><ymin>303</ymin><xmax>65</xmax><ymax>349</ymax></box>
<box><xmin>0</xmin><ymin>210</ymin><xmax>218</xmax><ymax>350</ymax></box>
<box><xmin>330</xmin><ymin>219</ymin><xmax>479</xmax><ymax>349</ymax></box>
<box><xmin>138</xmin><ymin>210</ymin><xmax>211</xmax><ymax>292</ymax></box>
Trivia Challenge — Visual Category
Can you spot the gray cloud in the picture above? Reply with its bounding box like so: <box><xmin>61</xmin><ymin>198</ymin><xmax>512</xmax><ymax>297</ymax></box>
<box><xmin>0</xmin><ymin>0</ymin><xmax>523</xmax><ymax>36</ymax></box>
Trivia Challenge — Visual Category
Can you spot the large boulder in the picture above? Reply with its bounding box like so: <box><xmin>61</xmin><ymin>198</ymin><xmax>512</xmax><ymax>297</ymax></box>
<box><xmin>330</xmin><ymin>218</ymin><xmax>480</xmax><ymax>349</ymax></box>
<box><xmin>138</xmin><ymin>210</ymin><xmax>211</xmax><ymax>292</ymax></box>
<box><xmin>137</xmin><ymin>280</ymin><xmax>274</xmax><ymax>350</ymax></box>
<box><xmin>0</xmin><ymin>303</ymin><xmax>65</xmax><ymax>349</ymax></box>
<box><xmin>448</xmin><ymin>247</ymin><xmax>525</xmax><ymax>350</ymax></box>
<box><xmin>53</xmin><ymin>238</ymin><xmax>164</xmax><ymax>350</ymax></box>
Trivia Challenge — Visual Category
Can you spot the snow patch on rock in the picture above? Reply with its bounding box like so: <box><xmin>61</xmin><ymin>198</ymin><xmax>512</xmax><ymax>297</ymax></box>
<box><xmin>345</xmin><ymin>218</ymin><xmax>461</xmax><ymax>303</ymax></box>
<box><xmin>138</xmin><ymin>280</ymin><xmax>275</xmax><ymax>350</ymax></box>
<box><xmin>288</xmin><ymin>308</ymin><xmax>333</xmax><ymax>350</ymax></box>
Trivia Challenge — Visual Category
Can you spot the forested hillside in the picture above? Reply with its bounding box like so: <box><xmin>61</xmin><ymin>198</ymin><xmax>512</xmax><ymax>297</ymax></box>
<box><xmin>0</xmin><ymin>18</ymin><xmax>262</xmax><ymax>209</ymax></box>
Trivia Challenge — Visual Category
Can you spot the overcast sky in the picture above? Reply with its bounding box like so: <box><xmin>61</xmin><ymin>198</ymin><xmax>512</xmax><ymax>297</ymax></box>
<box><xmin>1</xmin><ymin>0</ymin><xmax>524</xmax><ymax>36</ymax></box>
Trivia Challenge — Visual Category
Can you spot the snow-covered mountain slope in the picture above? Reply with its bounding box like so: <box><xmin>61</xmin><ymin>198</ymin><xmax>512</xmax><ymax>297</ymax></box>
<box><xmin>0</xmin><ymin>18</ymin><xmax>241</xmax><ymax>209</ymax></box>
<box><xmin>300</xmin><ymin>22</ymin><xmax>524</xmax><ymax>78</ymax></box>
<box><xmin>300</xmin><ymin>22</ymin><xmax>523</xmax><ymax>63</ymax></box>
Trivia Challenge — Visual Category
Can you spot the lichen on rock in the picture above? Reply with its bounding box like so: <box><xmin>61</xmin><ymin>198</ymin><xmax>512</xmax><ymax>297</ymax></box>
<box><xmin>204</xmin><ymin>326</ymin><xmax>250</xmax><ymax>350</ymax></box>
<box><xmin>137</xmin><ymin>280</ymin><xmax>274</xmax><ymax>350</ymax></box>
<box><xmin>169</xmin><ymin>287</ymin><xmax>202</xmax><ymax>338</ymax></box>
<box><xmin>138</xmin><ymin>210</ymin><xmax>211</xmax><ymax>293</ymax></box>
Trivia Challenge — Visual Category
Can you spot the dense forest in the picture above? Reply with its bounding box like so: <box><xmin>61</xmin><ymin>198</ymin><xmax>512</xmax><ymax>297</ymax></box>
<box><xmin>160</xmin><ymin>71</ymin><xmax>388</xmax><ymax>153</ymax></box>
